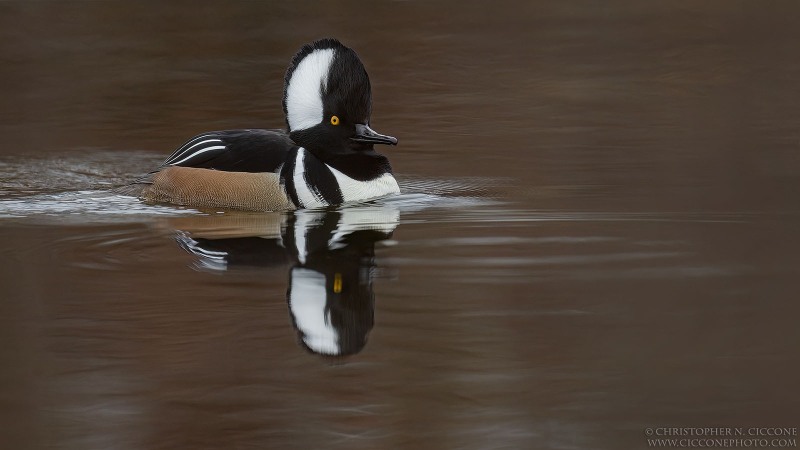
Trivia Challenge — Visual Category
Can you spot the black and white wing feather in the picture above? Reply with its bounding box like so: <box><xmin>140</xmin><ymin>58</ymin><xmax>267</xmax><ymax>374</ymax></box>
<box><xmin>113</xmin><ymin>129</ymin><xmax>294</xmax><ymax>196</ymax></box>
<box><xmin>161</xmin><ymin>129</ymin><xmax>294</xmax><ymax>173</ymax></box>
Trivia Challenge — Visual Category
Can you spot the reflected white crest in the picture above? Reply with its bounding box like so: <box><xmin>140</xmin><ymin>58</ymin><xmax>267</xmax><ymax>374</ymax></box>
<box><xmin>289</xmin><ymin>268</ymin><xmax>340</xmax><ymax>355</ymax></box>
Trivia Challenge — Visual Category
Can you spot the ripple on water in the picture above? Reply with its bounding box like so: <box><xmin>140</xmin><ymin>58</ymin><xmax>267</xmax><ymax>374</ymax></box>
<box><xmin>0</xmin><ymin>191</ymin><xmax>201</xmax><ymax>222</ymax></box>
<box><xmin>1</xmin><ymin>150</ymin><xmax>754</xmax><ymax>229</ymax></box>
<box><xmin>0</xmin><ymin>150</ymin><xmax>505</xmax><ymax>223</ymax></box>
<box><xmin>397</xmin><ymin>174</ymin><xmax>511</xmax><ymax>197</ymax></box>
<box><xmin>0</xmin><ymin>150</ymin><xmax>199</xmax><ymax>223</ymax></box>
<box><xmin>0</xmin><ymin>150</ymin><xmax>160</xmax><ymax>197</ymax></box>
<box><xmin>51</xmin><ymin>227</ymin><xmax>174</xmax><ymax>272</ymax></box>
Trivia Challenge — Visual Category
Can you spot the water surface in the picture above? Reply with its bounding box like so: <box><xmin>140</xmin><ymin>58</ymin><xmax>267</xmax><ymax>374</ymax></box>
<box><xmin>2</xmin><ymin>2</ymin><xmax>799</xmax><ymax>449</ymax></box>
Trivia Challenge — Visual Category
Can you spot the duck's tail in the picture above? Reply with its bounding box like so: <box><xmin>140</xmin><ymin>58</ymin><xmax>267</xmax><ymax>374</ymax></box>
<box><xmin>111</xmin><ymin>172</ymin><xmax>155</xmax><ymax>197</ymax></box>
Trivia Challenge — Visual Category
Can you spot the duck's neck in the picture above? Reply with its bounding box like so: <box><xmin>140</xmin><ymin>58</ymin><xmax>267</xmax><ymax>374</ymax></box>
<box><xmin>302</xmin><ymin>144</ymin><xmax>393</xmax><ymax>181</ymax></box>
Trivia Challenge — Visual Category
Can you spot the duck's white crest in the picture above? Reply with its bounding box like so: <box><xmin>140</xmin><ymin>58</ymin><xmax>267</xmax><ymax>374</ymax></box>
<box><xmin>285</xmin><ymin>48</ymin><xmax>335</xmax><ymax>131</ymax></box>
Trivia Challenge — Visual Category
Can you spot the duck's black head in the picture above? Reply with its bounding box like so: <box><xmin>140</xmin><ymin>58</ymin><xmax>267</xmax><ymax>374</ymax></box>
<box><xmin>282</xmin><ymin>38</ymin><xmax>396</xmax><ymax>159</ymax></box>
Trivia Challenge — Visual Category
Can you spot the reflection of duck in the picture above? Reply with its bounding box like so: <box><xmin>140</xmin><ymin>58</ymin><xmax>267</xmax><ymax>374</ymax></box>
<box><xmin>285</xmin><ymin>207</ymin><xmax>398</xmax><ymax>356</ymax></box>
<box><xmin>170</xmin><ymin>204</ymin><xmax>399</xmax><ymax>356</ymax></box>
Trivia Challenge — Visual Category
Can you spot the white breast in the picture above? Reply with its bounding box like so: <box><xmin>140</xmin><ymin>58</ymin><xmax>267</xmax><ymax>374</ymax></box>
<box><xmin>326</xmin><ymin>164</ymin><xmax>400</xmax><ymax>203</ymax></box>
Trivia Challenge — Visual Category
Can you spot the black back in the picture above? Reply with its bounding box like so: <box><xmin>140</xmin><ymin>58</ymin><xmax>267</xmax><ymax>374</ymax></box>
<box><xmin>162</xmin><ymin>129</ymin><xmax>294</xmax><ymax>173</ymax></box>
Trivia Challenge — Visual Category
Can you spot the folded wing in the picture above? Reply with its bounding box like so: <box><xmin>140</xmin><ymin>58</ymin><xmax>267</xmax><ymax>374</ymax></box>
<box><xmin>115</xmin><ymin>129</ymin><xmax>295</xmax><ymax>198</ymax></box>
<box><xmin>162</xmin><ymin>129</ymin><xmax>294</xmax><ymax>173</ymax></box>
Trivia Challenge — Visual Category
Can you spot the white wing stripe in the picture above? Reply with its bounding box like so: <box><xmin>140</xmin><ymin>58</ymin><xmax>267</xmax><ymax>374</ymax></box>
<box><xmin>163</xmin><ymin>133</ymin><xmax>219</xmax><ymax>161</ymax></box>
<box><xmin>181</xmin><ymin>133</ymin><xmax>218</xmax><ymax>148</ymax></box>
<box><xmin>169</xmin><ymin>144</ymin><xmax>226</xmax><ymax>166</ymax></box>
<box><xmin>167</xmin><ymin>139</ymin><xmax>223</xmax><ymax>163</ymax></box>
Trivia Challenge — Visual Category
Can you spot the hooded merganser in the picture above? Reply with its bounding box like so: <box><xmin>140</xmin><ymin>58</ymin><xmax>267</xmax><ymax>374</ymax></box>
<box><xmin>124</xmin><ymin>38</ymin><xmax>400</xmax><ymax>211</ymax></box>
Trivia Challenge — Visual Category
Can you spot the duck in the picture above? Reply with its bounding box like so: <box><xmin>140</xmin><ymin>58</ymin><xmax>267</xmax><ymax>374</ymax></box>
<box><xmin>121</xmin><ymin>38</ymin><xmax>400</xmax><ymax>211</ymax></box>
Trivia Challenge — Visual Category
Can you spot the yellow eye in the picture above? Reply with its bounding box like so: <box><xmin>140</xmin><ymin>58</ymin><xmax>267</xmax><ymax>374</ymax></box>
<box><xmin>330</xmin><ymin>115</ymin><xmax>340</xmax><ymax>126</ymax></box>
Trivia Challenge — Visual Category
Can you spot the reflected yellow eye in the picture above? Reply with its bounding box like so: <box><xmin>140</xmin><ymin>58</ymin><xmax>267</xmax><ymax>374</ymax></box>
<box><xmin>333</xmin><ymin>273</ymin><xmax>342</xmax><ymax>293</ymax></box>
<box><xmin>330</xmin><ymin>115</ymin><xmax>340</xmax><ymax>126</ymax></box>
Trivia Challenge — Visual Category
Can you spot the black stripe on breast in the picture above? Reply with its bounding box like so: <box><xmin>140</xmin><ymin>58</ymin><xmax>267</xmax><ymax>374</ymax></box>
<box><xmin>302</xmin><ymin>150</ymin><xmax>344</xmax><ymax>205</ymax></box>
<box><xmin>324</xmin><ymin>150</ymin><xmax>393</xmax><ymax>182</ymax></box>
<box><xmin>281</xmin><ymin>147</ymin><xmax>301</xmax><ymax>208</ymax></box>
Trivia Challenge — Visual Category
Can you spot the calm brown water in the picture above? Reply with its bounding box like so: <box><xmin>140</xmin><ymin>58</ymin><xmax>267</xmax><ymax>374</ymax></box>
<box><xmin>2</xmin><ymin>2</ymin><xmax>799</xmax><ymax>449</ymax></box>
